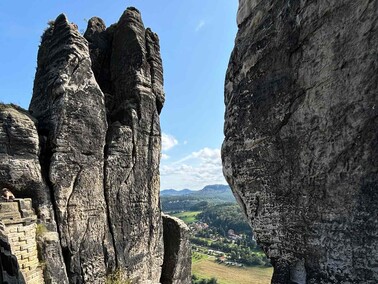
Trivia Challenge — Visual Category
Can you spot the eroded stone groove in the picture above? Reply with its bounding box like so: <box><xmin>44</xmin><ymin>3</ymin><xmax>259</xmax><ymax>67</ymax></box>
<box><xmin>0</xmin><ymin>7</ymin><xmax>191</xmax><ymax>284</ymax></box>
<box><xmin>29</xmin><ymin>14</ymin><xmax>112</xmax><ymax>283</ymax></box>
<box><xmin>0</xmin><ymin>105</ymin><xmax>68</xmax><ymax>283</ymax></box>
<box><xmin>223</xmin><ymin>1</ymin><xmax>378</xmax><ymax>283</ymax></box>
<box><xmin>85</xmin><ymin>8</ymin><xmax>165</xmax><ymax>282</ymax></box>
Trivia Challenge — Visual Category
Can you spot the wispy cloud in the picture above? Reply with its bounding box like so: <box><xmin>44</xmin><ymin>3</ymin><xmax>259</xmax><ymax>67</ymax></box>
<box><xmin>195</xmin><ymin>20</ymin><xmax>206</xmax><ymax>32</ymax></box>
<box><xmin>162</xmin><ymin>133</ymin><xmax>178</xmax><ymax>151</ymax></box>
<box><xmin>160</xmin><ymin>147</ymin><xmax>226</xmax><ymax>189</ymax></box>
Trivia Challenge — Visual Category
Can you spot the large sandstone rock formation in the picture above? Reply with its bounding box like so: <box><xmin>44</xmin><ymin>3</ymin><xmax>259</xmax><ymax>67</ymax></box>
<box><xmin>0</xmin><ymin>7</ymin><xmax>190</xmax><ymax>284</ymax></box>
<box><xmin>223</xmin><ymin>1</ymin><xmax>378</xmax><ymax>283</ymax></box>
<box><xmin>0</xmin><ymin>104</ymin><xmax>68</xmax><ymax>283</ymax></box>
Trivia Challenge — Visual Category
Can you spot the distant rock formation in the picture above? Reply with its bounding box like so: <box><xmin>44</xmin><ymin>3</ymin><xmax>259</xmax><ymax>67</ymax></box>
<box><xmin>223</xmin><ymin>1</ymin><xmax>378</xmax><ymax>283</ymax></box>
<box><xmin>161</xmin><ymin>214</ymin><xmax>191</xmax><ymax>284</ymax></box>
<box><xmin>0</xmin><ymin>7</ymin><xmax>190</xmax><ymax>284</ymax></box>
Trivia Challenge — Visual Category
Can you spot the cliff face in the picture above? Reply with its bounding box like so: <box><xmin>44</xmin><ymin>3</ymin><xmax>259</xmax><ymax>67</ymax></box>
<box><xmin>85</xmin><ymin>8</ymin><xmax>165</xmax><ymax>282</ymax></box>
<box><xmin>0</xmin><ymin>105</ymin><xmax>68</xmax><ymax>283</ymax></box>
<box><xmin>0</xmin><ymin>7</ymin><xmax>190</xmax><ymax>284</ymax></box>
<box><xmin>223</xmin><ymin>1</ymin><xmax>378</xmax><ymax>283</ymax></box>
<box><xmin>29</xmin><ymin>13</ymin><xmax>111</xmax><ymax>283</ymax></box>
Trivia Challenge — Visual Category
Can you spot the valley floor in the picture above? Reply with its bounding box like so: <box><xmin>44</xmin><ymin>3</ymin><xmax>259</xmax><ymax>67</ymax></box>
<box><xmin>192</xmin><ymin>253</ymin><xmax>273</xmax><ymax>284</ymax></box>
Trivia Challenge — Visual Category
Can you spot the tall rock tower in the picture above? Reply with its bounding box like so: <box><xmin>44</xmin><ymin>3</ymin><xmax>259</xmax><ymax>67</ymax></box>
<box><xmin>1</xmin><ymin>7</ymin><xmax>191</xmax><ymax>284</ymax></box>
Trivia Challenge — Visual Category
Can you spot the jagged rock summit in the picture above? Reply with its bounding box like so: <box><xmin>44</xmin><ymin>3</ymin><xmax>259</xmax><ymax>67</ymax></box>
<box><xmin>223</xmin><ymin>1</ymin><xmax>378</xmax><ymax>284</ymax></box>
<box><xmin>0</xmin><ymin>7</ymin><xmax>190</xmax><ymax>284</ymax></box>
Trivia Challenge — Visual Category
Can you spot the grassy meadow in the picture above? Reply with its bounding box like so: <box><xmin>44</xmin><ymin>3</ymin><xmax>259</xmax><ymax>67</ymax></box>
<box><xmin>192</xmin><ymin>253</ymin><xmax>273</xmax><ymax>284</ymax></box>
<box><xmin>170</xmin><ymin>211</ymin><xmax>201</xmax><ymax>223</ymax></box>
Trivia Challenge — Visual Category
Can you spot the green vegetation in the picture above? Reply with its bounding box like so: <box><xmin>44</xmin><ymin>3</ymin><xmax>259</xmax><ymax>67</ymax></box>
<box><xmin>162</xmin><ymin>189</ymin><xmax>273</xmax><ymax>283</ymax></box>
<box><xmin>171</xmin><ymin>211</ymin><xmax>201</xmax><ymax>224</ymax></box>
<box><xmin>35</xmin><ymin>223</ymin><xmax>48</xmax><ymax>239</ymax></box>
<box><xmin>105</xmin><ymin>269</ymin><xmax>131</xmax><ymax>284</ymax></box>
<box><xmin>161</xmin><ymin>189</ymin><xmax>235</xmax><ymax>212</ymax></box>
<box><xmin>192</xmin><ymin>251</ymin><xmax>209</xmax><ymax>263</ymax></box>
<box><xmin>192</xmin><ymin>274</ymin><xmax>218</xmax><ymax>284</ymax></box>
<box><xmin>0</xmin><ymin>102</ymin><xmax>35</xmax><ymax>120</ymax></box>
<box><xmin>192</xmin><ymin>253</ymin><xmax>273</xmax><ymax>284</ymax></box>
<box><xmin>198</xmin><ymin>204</ymin><xmax>251</xmax><ymax>235</ymax></box>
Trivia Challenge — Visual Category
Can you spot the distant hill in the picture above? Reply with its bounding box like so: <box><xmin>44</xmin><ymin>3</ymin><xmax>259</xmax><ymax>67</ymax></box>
<box><xmin>160</xmin><ymin>184</ymin><xmax>236</xmax><ymax>212</ymax></box>
<box><xmin>161</xmin><ymin>184</ymin><xmax>231</xmax><ymax>196</ymax></box>
<box><xmin>160</xmin><ymin>188</ymin><xmax>193</xmax><ymax>196</ymax></box>
<box><xmin>199</xmin><ymin>184</ymin><xmax>230</xmax><ymax>194</ymax></box>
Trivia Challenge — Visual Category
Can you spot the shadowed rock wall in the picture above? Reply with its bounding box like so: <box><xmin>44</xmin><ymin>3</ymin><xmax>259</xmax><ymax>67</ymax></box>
<box><xmin>160</xmin><ymin>214</ymin><xmax>191</xmax><ymax>284</ymax></box>
<box><xmin>223</xmin><ymin>1</ymin><xmax>378</xmax><ymax>283</ymax></box>
<box><xmin>84</xmin><ymin>8</ymin><xmax>165</xmax><ymax>282</ymax></box>
<box><xmin>0</xmin><ymin>104</ymin><xmax>68</xmax><ymax>284</ymax></box>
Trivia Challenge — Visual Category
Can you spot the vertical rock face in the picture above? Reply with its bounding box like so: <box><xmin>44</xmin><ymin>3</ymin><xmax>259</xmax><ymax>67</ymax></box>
<box><xmin>105</xmin><ymin>9</ymin><xmax>164</xmax><ymax>282</ymax></box>
<box><xmin>0</xmin><ymin>105</ymin><xmax>48</xmax><ymax>211</ymax></box>
<box><xmin>223</xmin><ymin>1</ymin><xmax>378</xmax><ymax>284</ymax></box>
<box><xmin>0</xmin><ymin>105</ymin><xmax>67</xmax><ymax>284</ymax></box>
<box><xmin>160</xmin><ymin>214</ymin><xmax>191</xmax><ymax>284</ymax></box>
<box><xmin>0</xmin><ymin>7</ymin><xmax>190</xmax><ymax>284</ymax></box>
<box><xmin>29</xmin><ymin>14</ymin><xmax>112</xmax><ymax>283</ymax></box>
<box><xmin>84</xmin><ymin>8</ymin><xmax>165</xmax><ymax>282</ymax></box>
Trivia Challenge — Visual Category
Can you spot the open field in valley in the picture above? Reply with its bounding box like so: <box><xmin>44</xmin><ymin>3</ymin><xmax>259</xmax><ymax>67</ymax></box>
<box><xmin>170</xmin><ymin>211</ymin><xmax>201</xmax><ymax>223</ymax></box>
<box><xmin>192</xmin><ymin>253</ymin><xmax>273</xmax><ymax>284</ymax></box>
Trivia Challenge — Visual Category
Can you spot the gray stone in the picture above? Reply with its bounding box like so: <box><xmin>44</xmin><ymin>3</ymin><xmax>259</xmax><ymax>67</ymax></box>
<box><xmin>223</xmin><ymin>1</ymin><xmax>378</xmax><ymax>283</ymax></box>
<box><xmin>0</xmin><ymin>7</ymin><xmax>191</xmax><ymax>284</ymax></box>
<box><xmin>0</xmin><ymin>105</ymin><xmax>68</xmax><ymax>284</ymax></box>
<box><xmin>161</xmin><ymin>214</ymin><xmax>191</xmax><ymax>284</ymax></box>
<box><xmin>85</xmin><ymin>7</ymin><xmax>165</xmax><ymax>282</ymax></box>
<box><xmin>29</xmin><ymin>14</ymin><xmax>113</xmax><ymax>283</ymax></box>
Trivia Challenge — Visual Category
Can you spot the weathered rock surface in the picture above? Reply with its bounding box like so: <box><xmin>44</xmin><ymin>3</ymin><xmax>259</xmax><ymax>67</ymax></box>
<box><xmin>160</xmin><ymin>214</ymin><xmax>191</xmax><ymax>284</ymax></box>
<box><xmin>29</xmin><ymin>14</ymin><xmax>112</xmax><ymax>283</ymax></box>
<box><xmin>223</xmin><ymin>1</ymin><xmax>378</xmax><ymax>283</ymax></box>
<box><xmin>0</xmin><ymin>105</ymin><xmax>67</xmax><ymax>284</ymax></box>
<box><xmin>0</xmin><ymin>7</ymin><xmax>190</xmax><ymax>284</ymax></box>
<box><xmin>85</xmin><ymin>8</ymin><xmax>165</xmax><ymax>282</ymax></box>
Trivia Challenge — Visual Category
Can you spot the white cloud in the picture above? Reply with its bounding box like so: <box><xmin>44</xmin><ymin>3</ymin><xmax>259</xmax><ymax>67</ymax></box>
<box><xmin>162</xmin><ymin>133</ymin><xmax>178</xmax><ymax>151</ymax></box>
<box><xmin>192</xmin><ymin>147</ymin><xmax>220</xmax><ymax>160</ymax></box>
<box><xmin>174</xmin><ymin>147</ymin><xmax>220</xmax><ymax>164</ymax></box>
<box><xmin>161</xmin><ymin>153</ymin><xmax>170</xmax><ymax>160</ymax></box>
<box><xmin>160</xmin><ymin>147</ymin><xmax>226</xmax><ymax>190</ymax></box>
<box><xmin>195</xmin><ymin>20</ymin><xmax>205</xmax><ymax>32</ymax></box>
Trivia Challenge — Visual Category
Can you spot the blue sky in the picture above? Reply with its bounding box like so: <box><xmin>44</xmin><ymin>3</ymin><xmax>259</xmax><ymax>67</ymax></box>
<box><xmin>0</xmin><ymin>1</ymin><xmax>238</xmax><ymax>190</ymax></box>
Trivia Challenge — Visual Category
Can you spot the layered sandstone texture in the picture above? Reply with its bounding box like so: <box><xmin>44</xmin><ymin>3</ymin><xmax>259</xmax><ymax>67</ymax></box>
<box><xmin>160</xmin><ymin>214</ymin><xmax>191</xmax><ymax>284</ymax></box>
<box><xmin>0</xmin><ymin>7</ymin><xmax>188</xmax><ymax>284</ymax></box>
<box><xmin>0</xmin><ymin>104</ymin><xmax>68</xmax><ymax>284</ymax></box>
<box><xmin>28</xmin><ymin>8</ymin><xmax>165</xmax><ymax>283</ymax></box>
<box><xmin>223</xmin><ymin>1</ymin><xmax>378</xmax><ymax>284</ymax></box>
